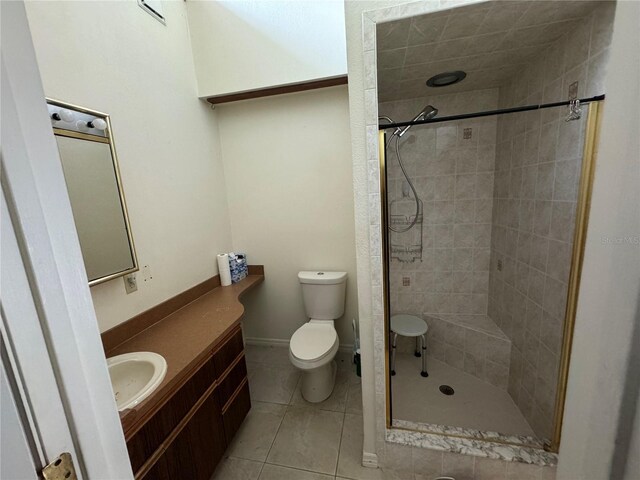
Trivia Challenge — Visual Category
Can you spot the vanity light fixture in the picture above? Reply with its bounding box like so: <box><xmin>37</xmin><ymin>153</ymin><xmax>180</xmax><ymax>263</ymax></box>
<box><xmin>51</xmin><ymin>108</ymin><xmax>76</xmax><ymax>122</ymax></box>
<box><xmin>88</xmin><ymin>118</ymin><xmax>107</xmax><ymax>130</ymax></box>
<box><xmin>76</xmin><ymin>118</ymin><xmax>108</xmax><ymax>131</ymax></box>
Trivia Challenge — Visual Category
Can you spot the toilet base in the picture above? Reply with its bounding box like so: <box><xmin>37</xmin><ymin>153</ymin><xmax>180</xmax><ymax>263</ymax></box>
<box><xmin>301</xmin><ymin>360</ymin><xmax>337</xmax><ymax>403</ymax></box>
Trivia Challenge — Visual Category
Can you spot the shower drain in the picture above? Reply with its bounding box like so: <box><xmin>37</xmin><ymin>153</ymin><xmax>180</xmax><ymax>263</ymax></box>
<box><xmin>439</xmin><ymin>385</ymin><xmax>455</xmax><ymax>395</ymax></box>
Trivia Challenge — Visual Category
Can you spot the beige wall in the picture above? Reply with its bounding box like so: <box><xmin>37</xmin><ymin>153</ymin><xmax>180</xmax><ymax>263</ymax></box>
<box><xmin>25</xmin><ymin>1</ymin><xmax>358</xmax><ymax>345</ymax></box>
<box><xmin>216</xmin><ymin>86</ymin><xmax>358</xmax><ymax>345</ymax></box>
<box><xmin>186</xmin><ymin>0</ymin><xmax>347</xmax><ymax>98</ymax></box>
<box><xmin>25</xmin><ymin>1</ymin><xmax>233</xmax><ymax>332</ymax></box>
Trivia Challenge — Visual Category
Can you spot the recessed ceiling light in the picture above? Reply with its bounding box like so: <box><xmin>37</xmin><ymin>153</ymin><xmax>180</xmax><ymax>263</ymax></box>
<box><xmin>426</xmin><ymin>71</ymin><xmax>467</xmax><ymax>87</ymax></box>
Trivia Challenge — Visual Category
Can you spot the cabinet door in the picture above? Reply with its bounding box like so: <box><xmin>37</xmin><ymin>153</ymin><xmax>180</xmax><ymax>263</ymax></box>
<box><xmin>153</xmin><ymin>390</ymin><xmax>226</xmax><ymax>480</ymax></box>
<box><xmin>127</xmin><ymin>355</ymin><xmax>217</xmax><ymax>474</ymax></box>
<box><xmin>218</xmin><ymin>355</ymin><xmax>248</xmax><ymax>407</ymax></box>
<box><xmin>222</xmin><ymin>380</ymin><xmax>251</xmax><ymax>445</ymax></box>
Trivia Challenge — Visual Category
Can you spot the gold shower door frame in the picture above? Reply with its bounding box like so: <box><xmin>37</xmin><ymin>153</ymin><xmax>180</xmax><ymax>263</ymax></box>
<box><xmin>379</xmin><ymin>101</ymin><xmax>604</xmax><ymax>453</ymax></box>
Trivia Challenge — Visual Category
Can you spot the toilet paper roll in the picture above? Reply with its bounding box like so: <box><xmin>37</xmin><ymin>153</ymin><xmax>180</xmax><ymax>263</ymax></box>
<box><xmin>217</xmin><ymin>253</ymin><xmax>232</xmax><ymax>286</ymax></box>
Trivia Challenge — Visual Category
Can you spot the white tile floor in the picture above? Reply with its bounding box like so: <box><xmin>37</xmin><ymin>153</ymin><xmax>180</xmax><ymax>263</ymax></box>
<box><xmin>392</xmin><ymin>353</ymin><xmax>535</xmax><ymax>437</ymax></box>
<box><xmin>212</xmin><ymin>345</ymin><xmax>369</xmax><ymax>480</ymax></box>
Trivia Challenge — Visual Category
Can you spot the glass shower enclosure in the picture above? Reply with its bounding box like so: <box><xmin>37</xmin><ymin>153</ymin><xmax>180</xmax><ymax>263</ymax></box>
<box><xmin>379</xmin><ymin>98</ymin><xmax>603</xmax><ymax>452</ymax></box>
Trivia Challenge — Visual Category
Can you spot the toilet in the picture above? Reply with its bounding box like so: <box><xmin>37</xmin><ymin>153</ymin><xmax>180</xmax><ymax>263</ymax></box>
<box><xmin>289</xmin><ymin>271</ymin><xmax>347</xmax><ymax>403</ymax></box>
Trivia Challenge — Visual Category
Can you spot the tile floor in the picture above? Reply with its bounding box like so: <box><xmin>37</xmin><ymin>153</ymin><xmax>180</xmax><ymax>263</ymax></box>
<box><xmin>212</xmin><ymin>344</ymin><xmax>554</xmax><ymax>480</ymax></box>
<box><xmin>392</xmin><ymin>353</ymin><xmax>535</xmax><ymax>437</ymax></box>
<box><xmin>212</xmin><ymin>344</ymin><xmax>371</xmax><ymax>480</ymax></box>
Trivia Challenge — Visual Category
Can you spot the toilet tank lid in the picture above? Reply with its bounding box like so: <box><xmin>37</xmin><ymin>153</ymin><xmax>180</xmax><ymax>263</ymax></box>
<box><xmin>298</xmin><ymin>271</ymin><xmax>347</xmax><ymax>285</ymax></box>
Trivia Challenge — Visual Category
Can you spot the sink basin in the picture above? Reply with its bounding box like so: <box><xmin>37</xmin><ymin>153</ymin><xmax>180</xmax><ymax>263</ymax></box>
<box><xmin>107</xmin><ymin>352</ymin><xmax>167</xmax><ymax>411</ymax></box>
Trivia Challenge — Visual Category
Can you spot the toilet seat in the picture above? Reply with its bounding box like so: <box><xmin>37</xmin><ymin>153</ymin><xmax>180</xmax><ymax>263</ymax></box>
<box><xmin>289</xmin><ymin>322</ymin><xmax>338</xmax><ymax>367</ymax></box>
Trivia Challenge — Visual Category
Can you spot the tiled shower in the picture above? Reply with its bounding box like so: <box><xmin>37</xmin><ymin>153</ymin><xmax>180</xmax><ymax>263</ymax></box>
<box><xmin>382</xmin><ymin>1</ymin><xmax>614</xmax><ymax>441</ymax></box>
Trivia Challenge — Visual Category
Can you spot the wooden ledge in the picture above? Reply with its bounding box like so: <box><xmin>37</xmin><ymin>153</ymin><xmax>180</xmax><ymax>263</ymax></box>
<box><xmin>205</xmin><ymin>76</ymin><xmax>347</xmax><ymax>105</ymax></box>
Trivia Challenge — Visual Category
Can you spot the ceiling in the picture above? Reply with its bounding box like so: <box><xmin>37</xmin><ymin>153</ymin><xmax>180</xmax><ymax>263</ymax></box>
<box><xmin>376</xmin><ymin>0</ymin><xmax>603</xmax><ymax>102</ymax></box>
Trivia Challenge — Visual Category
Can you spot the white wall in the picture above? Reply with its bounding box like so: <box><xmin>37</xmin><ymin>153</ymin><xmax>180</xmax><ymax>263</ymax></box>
<box><xmin>25</xmin><ymin>1</ymin><xmax>233</xmax><ymax>332</ymax></box>
<box><xmin>186</xmin><ymin>0</ymin><xmax>347</xmax><ymax>98</ymax></box>
<box><xmin>557</xmin><ymin>1</ymin><xmax>640</xmax><ymax>478</ymax></box>
<box><xmin>216</xmin><ymin>86</ymin><xmax>358</xmax><ymax>345</ymax></box>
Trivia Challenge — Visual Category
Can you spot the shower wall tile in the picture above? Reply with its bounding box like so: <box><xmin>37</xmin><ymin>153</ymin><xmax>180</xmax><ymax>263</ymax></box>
<box><xmin>419</xmin><ymin>314</ymin><xmax>511</xmax><ymax>389</ymax></box>
<box><xmin>382</xmin><ymin>89</ymin><xmax>498</xmax><ymax>322</ymax></box>
<box><xmin>488</xmin><ymin>3</ymin><xmax>615</xmax><ymax>441</ymax></box>
<box><xmin>369</xmin><ymin>2</ymin><xmax>614</xmax><ymax>467</ymax></box>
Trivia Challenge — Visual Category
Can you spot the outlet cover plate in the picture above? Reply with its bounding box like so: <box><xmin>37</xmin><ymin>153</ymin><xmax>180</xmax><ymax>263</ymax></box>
<box><xmin>124</xmin><ymin>274</ymin><xmax>138</xmax><ymax>294</ymax></box>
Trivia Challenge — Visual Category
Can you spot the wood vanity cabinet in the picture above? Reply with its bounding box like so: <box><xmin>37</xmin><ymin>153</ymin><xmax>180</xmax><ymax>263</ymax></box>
<box><xmin>126</xmin><ymin>326</ymin><xmax>250</xmax><ymax>480</ymax></box>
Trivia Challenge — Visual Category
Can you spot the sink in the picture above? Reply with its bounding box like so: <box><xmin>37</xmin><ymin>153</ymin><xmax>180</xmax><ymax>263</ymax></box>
<box><xmin>107</xmin><ymin>352</ymin><xmax>167</xmax><ymax>411</ymax></box>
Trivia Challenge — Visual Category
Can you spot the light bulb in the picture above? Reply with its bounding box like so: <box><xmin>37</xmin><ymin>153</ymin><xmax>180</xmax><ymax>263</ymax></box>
<box><xmin>88</xmin><ymin>118</ymin><xmax>107</xmax><ymax>130</ymax></box>
<box><xmin>59</xmin><ymin>109</ymin><xmax>76</xmax><ymax>122</ymax></box>
<box><xmin>76</xmin><ymin>120</ymin><xmax>88</xmax><ymax>130</ymax></box>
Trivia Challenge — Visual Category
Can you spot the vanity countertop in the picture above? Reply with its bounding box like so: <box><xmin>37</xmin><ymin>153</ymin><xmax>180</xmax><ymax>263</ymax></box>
<box><xmin>103</xmin><ymin>272</ymin><xmax>263</xmax><ymax>438</ymax></box>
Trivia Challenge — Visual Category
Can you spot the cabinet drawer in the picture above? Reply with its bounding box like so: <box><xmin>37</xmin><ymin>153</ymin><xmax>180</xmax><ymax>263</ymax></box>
<box><xmin>218</xmin><ymin>355</ymin><xmax>248</xmax><ymax>407</ymax></box>
<box><xmin>213</xmin><ymin>327</ymin><xmax>244</xmax><ymax>378</ymax></box>
<box><xmin>222</xmin><ymin>380</ymin><xmax>251</xmax><ymax>444</ymax></box>
<box><xmin>127</xmin><ymin>354</ymin><xmax>216</xmax><ymax>474</ymax></box>
<box><xmin>141</xmin><ymin>389</ymin><xmax>226</xmax><ymax>480</ymax></box>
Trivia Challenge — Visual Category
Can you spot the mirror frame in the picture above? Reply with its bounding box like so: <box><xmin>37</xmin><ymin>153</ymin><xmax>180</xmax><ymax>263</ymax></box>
<box><xmin>48</xmin><ymin>98</ymin><xmax>139</xmax><ymax>286</ymax></box>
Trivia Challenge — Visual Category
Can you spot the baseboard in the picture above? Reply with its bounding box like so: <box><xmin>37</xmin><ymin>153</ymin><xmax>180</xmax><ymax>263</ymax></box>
<box><xmin>362</xmin><ymin>452</ymin><xmax>379</xmax><ymax>468</ymax></box>
<box><xmin>244</xmin><ymin>337</ymin><xmax>289</xmax><ymax>347</ymax></box>
<box><xmin>244</xmin><ymin>336</ymin><xmax>353</xmax><ymax>353</ymax></box>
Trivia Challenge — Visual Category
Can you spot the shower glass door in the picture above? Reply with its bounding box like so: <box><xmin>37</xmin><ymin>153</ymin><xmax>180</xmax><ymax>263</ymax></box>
<box><xmin>381</xmin><ymin>100</ymin><xmax>601</xmax><ymax>450</ymax></box>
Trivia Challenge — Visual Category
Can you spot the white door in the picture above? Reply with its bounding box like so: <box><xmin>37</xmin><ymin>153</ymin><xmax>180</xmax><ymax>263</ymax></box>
<box><xmin>1</xmin><ymin>1</ymin><xmax>133</xmax><ymax>479</ymax></box>
<box><xmin>1</xmin><ymin>191</ymin><xmax>80</xmax><ymax>479</ymax></box>
<box><xmin>1</xmin><ymin>343</ymin><xmax>38</xmax><ymax>480</ymax></box>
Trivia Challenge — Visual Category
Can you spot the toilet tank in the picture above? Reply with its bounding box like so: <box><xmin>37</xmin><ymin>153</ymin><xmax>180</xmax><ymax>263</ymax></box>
<box><xmin>298</xmin><ymin>271</ymin><xmax>347</xmax><ymax>320</ymax></box>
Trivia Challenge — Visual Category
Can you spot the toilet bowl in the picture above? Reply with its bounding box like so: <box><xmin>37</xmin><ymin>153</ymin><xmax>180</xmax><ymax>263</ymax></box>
<box><xmin>290</xmin><ymin>271</ymin><xmax>347</xmax><ymax>403</ymax></box>
<box><xmin>289</xmin><ymin>320</ymin><xmax>339</xmax><ymax>402</ymax></box>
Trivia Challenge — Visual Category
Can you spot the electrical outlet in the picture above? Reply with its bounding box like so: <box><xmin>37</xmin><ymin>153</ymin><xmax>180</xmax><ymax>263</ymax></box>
<box><xmin>497</xmin><ymin>259</ymin><xmax>503</xmax><ymax>271</ymax></box>
<box><xmin>463</xmin><ymin>128</ymin><xmax>473</xmax><ymax>140</ymax></box>
<box><xmin>124</xmin><ymin>273</ymin><xmax>138</xmax><ymax>294</ymax></box>
<box><xmin>403</xmin><ymin>277</ymin><xmax>410</xmax><ymax>287</ymax></box>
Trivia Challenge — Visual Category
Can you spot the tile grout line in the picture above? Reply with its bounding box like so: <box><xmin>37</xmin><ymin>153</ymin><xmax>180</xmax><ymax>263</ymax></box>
<box><xmin>222</xmin><ymin>398</ymin><xmax>285</xmax><ymax>478</ymax></box>
<box><xmin>262</xmin><ymin>400</ymin><xmax>288</xmax><ymax>467</ymax></box>
<box><xmin>262</xmin><ymin>460</ymin><xmax>343</xmax><ymax>478</ymax></box>
<box><xmin>245</xmin><ymin>348</ymin><xmax>362</xmax><ymax>477</ymax></box>
<box><xmin>256</xmin><ymin>458</ymin><xmax>266</xmax><ymax>480</ymax></box>
<box><xmin>288</xmin><ymin>375</ymin><xmax>302</xmax><ymax>406</ymax></box>
<box><xmin>333</xmin><ymin>410</ymin><xmax>347</xmax><ymax>478</ymax></box>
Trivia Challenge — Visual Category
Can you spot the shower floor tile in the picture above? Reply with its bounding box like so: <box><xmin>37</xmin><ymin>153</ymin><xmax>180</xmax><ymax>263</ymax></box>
<box><xmin>391</xmin><ymin>353</ymin><xmax>535</xmax><ymax>437</ymax></box>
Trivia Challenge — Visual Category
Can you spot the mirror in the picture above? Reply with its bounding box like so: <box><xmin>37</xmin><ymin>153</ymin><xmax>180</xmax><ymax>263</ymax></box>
<box><xmin>48</xmin><ymin>99</ymin><xmax>138</xmax><ymax>286</ymax></box>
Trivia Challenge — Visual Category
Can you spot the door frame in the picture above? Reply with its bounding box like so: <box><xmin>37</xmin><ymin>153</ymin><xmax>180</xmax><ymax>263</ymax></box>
<box><xmin>1</xmin><ymin>2</ymin><xmax>133</xmax><ymax>478</ymax></box>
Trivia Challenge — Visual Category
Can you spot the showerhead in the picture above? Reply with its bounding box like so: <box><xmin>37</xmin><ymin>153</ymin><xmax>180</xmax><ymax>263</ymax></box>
<box><xmin>397</xmin><ymin>105</ymin><xmax>438</xmax><ymax>137</ymax></box>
